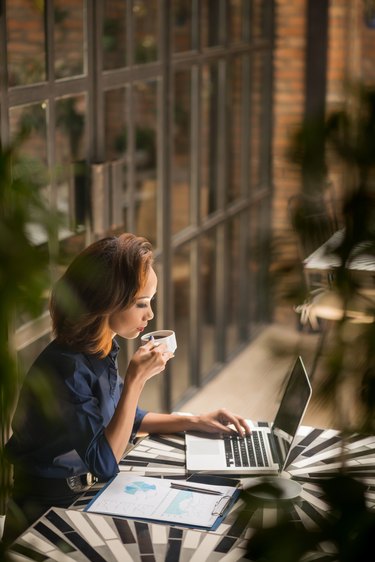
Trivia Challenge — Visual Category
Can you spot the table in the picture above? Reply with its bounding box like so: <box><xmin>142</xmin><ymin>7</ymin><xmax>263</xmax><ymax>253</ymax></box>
<box><xmin>303</xmin><ymin>229</ymin><xmax>375</xmax><ymax>275</ymax></box>
<box><xmin>6</xmin><ymin>425</ymin><xmax>375</xmax><ymax>561</ymax></box>
<box><xmin>300</xmin><ymin>229</ymin><xmax>375</xmax><ymax>379</ymax></box>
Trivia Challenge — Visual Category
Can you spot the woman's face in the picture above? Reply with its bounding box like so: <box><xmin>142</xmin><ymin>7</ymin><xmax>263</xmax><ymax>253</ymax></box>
<box><xmin>108</xmin><ymin>267</ymin><xmax>157</xmax><ymax>339</ymax></box>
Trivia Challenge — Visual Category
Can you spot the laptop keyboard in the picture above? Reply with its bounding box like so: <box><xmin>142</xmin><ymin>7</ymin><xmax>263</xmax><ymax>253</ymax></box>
<box><xmin>224</xmin><ymin>431</ymin><xmax>270</xmax><ymax>468</ymax></box>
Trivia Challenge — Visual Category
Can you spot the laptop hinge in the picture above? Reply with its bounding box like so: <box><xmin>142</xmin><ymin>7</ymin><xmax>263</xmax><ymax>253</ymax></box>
<box><xmin>267</xmin><ymin>432</ymin><xmax>282</xmax><ymax>467</ymax></box>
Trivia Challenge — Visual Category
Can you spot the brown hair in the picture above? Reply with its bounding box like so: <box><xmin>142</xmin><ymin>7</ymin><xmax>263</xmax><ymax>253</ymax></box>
<box><xmin>50</xmin><ymin>233</ymin><xmax>153</xmax><ymax>356</ymax></box>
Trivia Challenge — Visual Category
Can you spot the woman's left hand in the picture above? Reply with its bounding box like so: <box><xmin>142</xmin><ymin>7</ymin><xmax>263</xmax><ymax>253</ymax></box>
<box><xmin>192</xmin><ymin>408</ymin><xmax>250</xmax><ymax>436</ymax></box>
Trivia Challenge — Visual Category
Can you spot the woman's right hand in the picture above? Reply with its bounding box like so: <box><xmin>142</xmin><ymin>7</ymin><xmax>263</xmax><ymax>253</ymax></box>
<box><xmin>126</xmin><ymin>340</ymin><xmax>174</xmax><ymax>385</ymax></box>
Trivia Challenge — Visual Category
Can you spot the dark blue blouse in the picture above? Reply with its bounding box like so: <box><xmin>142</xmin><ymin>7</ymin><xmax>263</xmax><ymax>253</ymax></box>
<box><xmin>5</xmin><ymin>338</ymin><xmax>147</xmax><ymax>480</ymax></box>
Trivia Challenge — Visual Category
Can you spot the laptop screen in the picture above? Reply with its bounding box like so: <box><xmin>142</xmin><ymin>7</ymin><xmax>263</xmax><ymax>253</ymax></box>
<box><xmin>272</xmin><ymin>356</ymin><xmax>312</xmax><ymax>467</ymax></box>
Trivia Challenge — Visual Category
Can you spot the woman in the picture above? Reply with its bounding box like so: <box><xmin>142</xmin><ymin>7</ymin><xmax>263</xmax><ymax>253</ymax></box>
<box><xmin>4</xmin><ymin>233</ymin><xmax>249</xmax><ymax>543</ymax></box>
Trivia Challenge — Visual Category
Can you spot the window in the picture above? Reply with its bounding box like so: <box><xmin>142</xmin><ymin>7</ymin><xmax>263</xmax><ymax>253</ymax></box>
<box><xmin>2</xmin><ymin>0</ymin><xmax>274</xmax><ymax>412</ymax></box>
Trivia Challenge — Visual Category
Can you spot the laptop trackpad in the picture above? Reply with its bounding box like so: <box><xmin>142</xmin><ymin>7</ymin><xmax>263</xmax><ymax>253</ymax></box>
<box><xmin>189</xmin><ymin>439</ymin><xmax>221</xmax><ymax>455</ymax></box>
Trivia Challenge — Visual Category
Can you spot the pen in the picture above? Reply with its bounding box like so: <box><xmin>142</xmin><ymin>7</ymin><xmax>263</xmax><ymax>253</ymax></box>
<box><xmin>170</xmin><ymin>482</ymin><xmax>223</xmax><ymax>496</ymax></box>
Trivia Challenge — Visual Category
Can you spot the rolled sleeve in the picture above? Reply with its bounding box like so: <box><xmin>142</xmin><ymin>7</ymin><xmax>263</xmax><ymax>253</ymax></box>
<box><xmin>131</xmin><ymin>407</ymin><xmax>148</xmax><ymax>442</ymax></box>
<box><xmin>85</xmin><ymin>428</ymin><xmax>119</xmax><ymax>480</ymax></box>
<box><xmin>85</xmin><ymin>408</ymin><xmax>148</xmax><ymax>479</ymax></box>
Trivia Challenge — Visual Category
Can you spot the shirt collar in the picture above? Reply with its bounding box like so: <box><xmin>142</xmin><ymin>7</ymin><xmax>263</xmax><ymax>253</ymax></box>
<box><xmin>108</xmin><ymin>338</ymin><xmax>120</xmax><ymax>363</ymax></box>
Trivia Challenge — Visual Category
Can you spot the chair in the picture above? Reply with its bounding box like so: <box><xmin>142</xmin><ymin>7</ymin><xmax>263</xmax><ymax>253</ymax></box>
<box><xmin>288</xmin><ymin>191</ymin><xmax>339</xmax><ymax>336</ymax></box>
<box><xmin>288</xmin><ymin>191</ymin><xmax>339</xmax><ymax>293</ymax></box>
<box><xmin>288</xmin><ymin>191</ymin><xmax>374</xmax><ymax>380</ymax></box>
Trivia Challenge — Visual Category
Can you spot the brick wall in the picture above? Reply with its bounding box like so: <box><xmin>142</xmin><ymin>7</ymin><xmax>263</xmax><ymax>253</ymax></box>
<box><xmin>272</xmin><ymin>0</ymin><xmax>307</xmax><ymax>322</ymax></box>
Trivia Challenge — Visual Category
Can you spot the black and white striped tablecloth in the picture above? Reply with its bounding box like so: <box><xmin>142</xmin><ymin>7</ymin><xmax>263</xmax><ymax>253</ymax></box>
<box><xmin>7</xmin><ymin>425</ymin><xmax>375</xmax><ymax>561</ymax></box>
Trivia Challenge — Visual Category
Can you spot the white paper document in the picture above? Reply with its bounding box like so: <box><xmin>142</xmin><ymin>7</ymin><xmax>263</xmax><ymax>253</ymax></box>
<box><xmin>85</xmin><ymin>473</ymin><xmax>237</xmax><ymax>529</ymax></box>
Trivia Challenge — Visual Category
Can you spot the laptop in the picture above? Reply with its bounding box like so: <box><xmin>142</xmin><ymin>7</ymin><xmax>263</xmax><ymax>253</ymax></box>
<box><xmin>185</xmin><ymin>356</ymin><xmax>312</xmax><ymax>475</ymax></box>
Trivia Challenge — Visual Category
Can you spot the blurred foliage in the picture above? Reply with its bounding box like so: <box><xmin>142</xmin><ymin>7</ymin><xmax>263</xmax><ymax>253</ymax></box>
<box><xmin>289</xmin><ymin>83</ymin><xmax>375</xmax><ymax>432</ymax></box>
<box><xmin>0</xmin><ymin>131</ymin><xmax>58</xmax><ymax>529</ymax></box>
<box><xmin>243</xmin><ymin>474</ymin><xmax>375</xmax><ymax>561</ymax></box>
<box><xmin>290</xmin><ymin>84</ymin><xmax>375</xmax><ymax>250</ymax></box>
<box><xmin>245</xmin><ymin>83</ymin><xmax>375</xmax><ymax>561</ymax></box>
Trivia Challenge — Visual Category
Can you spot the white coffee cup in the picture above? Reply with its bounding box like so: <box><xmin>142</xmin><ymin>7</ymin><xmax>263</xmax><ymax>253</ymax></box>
<box><xmin>141</xmin><ymin>330</ymin><xmax>177</xmax><ymax>353</ymax></box>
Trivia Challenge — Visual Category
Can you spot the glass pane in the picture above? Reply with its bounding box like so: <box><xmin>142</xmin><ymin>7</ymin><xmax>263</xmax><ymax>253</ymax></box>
<box><xmin>7</xmin><ymin>0</ymin><xmax>46</xmax><ymax>87</ymax></box>
<box><xmin>201</xmin><ymin>0</ymin><xmax>222</xmax><ymax>48</ymax></box>
<box><xmin>201</xmin><ymin>63</ymin><xmax>219</xmax><ymax>219</ymax></box>
<box><xmin>249</xmin><ymin>52</ymin><xmax>265</xmax><ymax>192</ymax></box>
<box><xmin>133</xmin><ymin>0</ymin><xmax>158</xmax><ymax>64</ymax></box>
<box><xmin>134</xmin><ymin>81</ymin><xmax>157</xmax><ymax>245</ymax></box>
<box><xmin>54</xmin><ymin>0</ymin><xmax>85</xmax><ymax>79</ymax></box>
<box><xmin>55</xmin><ymin>94</ymin><xmax>87</xmax><ymax>232</ymax></box>
<box><xmin>105</xmin><ymin>88</ymin><xmax>128</xmax><ymax>231</ymax></box>
<box><xmin>56</xmin><ymin>233</ymin><xmax>87</xmax><ymax>299</ymax></box>
<box><xmin>103</xmin><ymin>0</ymin><xmax>127</xmax><ymax>70</ymax></box>
<box><xmin>105</xmin><ymin>88</ymin><xmax>127</xmax><ymax>161</ymax></box>
<box><xmin>227</xmin><ymin>57</ymin><xmax>243</xmax><ymax>203</ymax></box>
<box><xmin>171</xmin><ymin>243</ymin><xmax>191</xmax><ymax>405</ymax></box>
<box><xmin>135</xmin><ymin>270</ymin><xmax>160</xmax><ymax>411</ymax></box>
<box><xmin>251</xmin><ymin>0</ymin><xmax>269</xmax><ymax>38</ymax></box>
<box><xmin>247</xmin><ymin>206</ymin><xmax>255</xmax><ymax>331</ymax></box>
<box><xmin>229</xmin><ymin>0</ymin><xmax>244</xmax><ymax>43</ymax></box>
<box><xmin>9</xmin><ymin>102</ymin><xmax>48</xmax><ymax>216</ymax></box>
<box><xmin>172</xmin><ymin>70</ymin><xmax>191</xmax><ymax>234</ymax></box>
<box><xmin>172</xmin><ymin>0</ymin><xmax>193</xmax><ymax>52</ymax></box>
<box><xmin>248</xmin><ymin>202</ymin><xmax>267</xmax><ymax>330</ymax></box>
<box><xmin>9</xmin><ymin>102</ymin><xmax>49</xmax><ymax>326</ymax></box>
<box><xmin>226</xmin><ymin>217</ymin><xmax>241</xmax><ymax>356</ymax></box>
<box><xmin>200</xmin><ymin>231</ymin><xmax>217</xmax><ymax>379</ymax></box>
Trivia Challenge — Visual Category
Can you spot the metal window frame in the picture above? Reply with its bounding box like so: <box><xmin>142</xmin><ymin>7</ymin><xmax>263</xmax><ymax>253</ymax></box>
<box><xmin>1</xmin><ymin>0</ymin><xmax>275</xmax><ymax>413</ymax></box>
